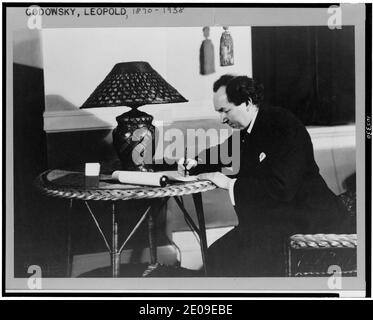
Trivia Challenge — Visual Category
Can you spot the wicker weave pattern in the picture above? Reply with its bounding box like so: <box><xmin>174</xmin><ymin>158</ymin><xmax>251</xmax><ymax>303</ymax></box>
<box><xmin>288</xmin><ymin>234</ymin><xmax>357</xmax><ymax>277</ymax></box>
<box><xmin>34</xmin><ymin>171</ymin><xmax>216</xmax><ymax>201</ymax></box>
<box><xmin>290</xmin><ymin>234</ymin><xmax>357</xmax><ymax>249</ymax></box>
<box><xmin>289</xmin><ymin>248</ymin><xmax>357</xmax><ymax>277</ymax></box>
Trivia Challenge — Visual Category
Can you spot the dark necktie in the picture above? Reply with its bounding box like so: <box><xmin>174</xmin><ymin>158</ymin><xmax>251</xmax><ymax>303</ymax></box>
<box><xmin>240</xmin><ymin>127</ymin><xmax>251</xmax><ymax>144</ymax></box>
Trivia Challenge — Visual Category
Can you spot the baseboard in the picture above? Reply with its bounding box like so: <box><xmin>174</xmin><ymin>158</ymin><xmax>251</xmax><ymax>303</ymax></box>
<box><xmin>71</xmin><ymin>245</ymin><xmax>178</xmax><ymax>277</ymax></box>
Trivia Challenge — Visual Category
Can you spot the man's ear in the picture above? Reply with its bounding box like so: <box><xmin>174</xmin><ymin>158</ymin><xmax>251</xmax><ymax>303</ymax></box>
<box><xmin>245</xmin><ymin>99</ymin><xmax>253</xmax><ymax>111</ymax></box>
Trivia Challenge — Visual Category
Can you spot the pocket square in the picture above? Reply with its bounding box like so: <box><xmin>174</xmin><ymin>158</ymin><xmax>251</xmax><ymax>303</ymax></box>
<box><xmin>259</xmin><ymin>152</ymin><xmax>266</xmax><ymax>162</ymax></box>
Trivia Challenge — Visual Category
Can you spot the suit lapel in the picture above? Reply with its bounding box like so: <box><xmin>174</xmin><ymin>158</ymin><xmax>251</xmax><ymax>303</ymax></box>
<box><xmin>240</xmin><ymin>108</ymin><xmax>270</xmax><ymax>170</ymax></box>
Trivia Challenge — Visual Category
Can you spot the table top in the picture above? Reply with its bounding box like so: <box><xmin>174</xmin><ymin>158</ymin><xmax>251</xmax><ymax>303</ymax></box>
<box><xmin>34</xmin><ymin>170</ymin><xmax>216</xmax><ymax>201</ymax></box>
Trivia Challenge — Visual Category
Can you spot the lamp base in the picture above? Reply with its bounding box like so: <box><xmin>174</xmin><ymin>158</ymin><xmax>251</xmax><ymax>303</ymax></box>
<box><xmin>112</xmin><ymin>108</ymin><xmax>155</xmax><ymax>171</ymax></box>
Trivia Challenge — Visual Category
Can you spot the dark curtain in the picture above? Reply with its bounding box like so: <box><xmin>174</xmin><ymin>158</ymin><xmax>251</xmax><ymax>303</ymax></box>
<box><xmin>252</xmin><ymin>26</ymin><xmax>355</xmax><ymax>125</ymax></box>
<box><xmin>13</xmin><ymin>63</ymin><xmax>49</xmax><ymax>276</ymax></box>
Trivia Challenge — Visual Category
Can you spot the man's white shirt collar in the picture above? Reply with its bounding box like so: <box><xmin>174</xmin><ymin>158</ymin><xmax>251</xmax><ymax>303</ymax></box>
<box><xmin>246</xmin><ymin>106</ymin><xmax>259</xmax><ymax>134</ymax></box>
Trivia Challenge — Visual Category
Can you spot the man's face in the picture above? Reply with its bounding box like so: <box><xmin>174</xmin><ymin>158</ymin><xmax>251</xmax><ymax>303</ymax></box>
<box><xmin>213</xmin><ymin>86</ymin><xmax>251</xmax><ymax>130</ymax></box>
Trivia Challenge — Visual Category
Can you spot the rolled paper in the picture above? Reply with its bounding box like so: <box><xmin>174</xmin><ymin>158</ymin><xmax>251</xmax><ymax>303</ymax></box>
<box><xmin>112</xmin><ymin>171</ymin><xmax>168</xmax><ymax>187</ymax></box>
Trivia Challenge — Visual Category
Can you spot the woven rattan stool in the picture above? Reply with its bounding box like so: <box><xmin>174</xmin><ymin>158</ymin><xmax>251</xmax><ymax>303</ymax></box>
<box><xmin>286</xmin><ymin>233</ymin><xmax>357</xmax><ymax>277</ymax></box>
<box><xmin>286</xmin><ymin>190</ymin><xmax>357</xmax><ymax>277</ymax></box>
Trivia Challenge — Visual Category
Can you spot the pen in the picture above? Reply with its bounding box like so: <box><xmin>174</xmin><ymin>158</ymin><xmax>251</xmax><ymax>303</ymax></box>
<box><xmin>183</xmin><ymin>147</ymin><xmax>188</xmax><ymax>177</ymax></box>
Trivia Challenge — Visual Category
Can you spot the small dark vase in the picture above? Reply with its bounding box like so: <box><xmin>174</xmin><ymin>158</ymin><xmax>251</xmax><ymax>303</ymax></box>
<box><xmin>112</xmin><ymin>108</ymin><xmax>155</xmax><ymax>171</ymax></box>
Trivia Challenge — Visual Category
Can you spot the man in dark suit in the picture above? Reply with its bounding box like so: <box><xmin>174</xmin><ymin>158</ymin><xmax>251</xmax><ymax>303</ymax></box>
<box><xmin>182</xmin><ymin>75</ymin><xmax>354</xmax><ymax>277</ymax></box>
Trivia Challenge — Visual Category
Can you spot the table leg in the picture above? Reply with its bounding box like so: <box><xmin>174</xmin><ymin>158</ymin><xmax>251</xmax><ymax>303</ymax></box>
<box><xmin>66</xmin><ymin>199</ymin><xmax>73</xmax><ymax>277</ymax></box>
<box><xmin>148</xmin><ymin>208</ymin><xmax>157</xmax><ymax>265</ymax></box>
<box><xmin>147</xmin><ymin>199</ymin><xmax>168</xmax><ymax>265</ymax></box>
<box><xmin>85</xmin><ymin>200</ymin><xmax>163</xmax><ymax>277</ymax></box>
<box><xmin>192</xmin><ymin>193</ymin><xmax>209</xmax><ymax>276</ymax></box>
<box><xmin>111</xmin><ymin>203</ymin><xmax>120</xmax><ymax>278</ymax></box>
<box><xmin>142</xmin><ymin>198</ymin><xmax>173</xmax><ymax>277</ymax></box>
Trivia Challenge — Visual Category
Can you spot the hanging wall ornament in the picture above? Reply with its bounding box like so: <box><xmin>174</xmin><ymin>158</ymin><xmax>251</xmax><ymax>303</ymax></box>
<box><xmin>220</xmin><ymin>26</ymin><xmax>234</xmax><ymax>66</ymax></box>
<box><xmin>199</xmin><ymin>26</ymin><xmax>215</xmax><ymax>75</ymax></box>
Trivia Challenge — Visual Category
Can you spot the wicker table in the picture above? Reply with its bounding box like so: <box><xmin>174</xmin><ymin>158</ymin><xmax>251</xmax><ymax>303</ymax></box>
<box><xmin>34</xmin><ymin>170</ymin><xmax>216</xmax><ymax>277</ymax></box>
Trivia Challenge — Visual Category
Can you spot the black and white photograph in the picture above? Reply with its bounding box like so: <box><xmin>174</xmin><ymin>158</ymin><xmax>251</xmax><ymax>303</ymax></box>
<box><xmin>3</xmin><ymin>3</ymin><xmax>370</xmax><ymax>297</ymax></box>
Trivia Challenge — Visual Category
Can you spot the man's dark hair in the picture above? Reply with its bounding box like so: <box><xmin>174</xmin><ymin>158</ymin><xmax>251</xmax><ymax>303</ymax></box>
<box><xmin>213</xmin><ymin>74</ymin><xmax>264</xmax><ymax>107</ymax></box>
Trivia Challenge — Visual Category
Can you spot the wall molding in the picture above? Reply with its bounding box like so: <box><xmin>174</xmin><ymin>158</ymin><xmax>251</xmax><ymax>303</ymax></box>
<box><xmin>44</xmin><ymin>104</ymin><xmax>356</xmax><ymax>140</ymax></box>
<box><xmin>43</xmin><ymin>100</ymin><xmax>218</xmax><ymax>133</ymax></box>
<box><xmin>43</xmin><ymin>104</ymin><xmax>356</xmax><ymax>150</ymax></box>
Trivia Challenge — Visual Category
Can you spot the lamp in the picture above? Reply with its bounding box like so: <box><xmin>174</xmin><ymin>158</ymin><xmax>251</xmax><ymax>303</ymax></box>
<box><xmin>81</xmin><ymin>61</ymin><xmax>188</xmax><ymax>171</ymax></box>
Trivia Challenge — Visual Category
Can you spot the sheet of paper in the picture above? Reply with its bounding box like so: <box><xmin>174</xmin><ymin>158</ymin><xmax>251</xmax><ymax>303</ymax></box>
<box><xmin>157</xmin><ymin>171</ymin><xmax>198</xmax><ymax>182</ymax></box>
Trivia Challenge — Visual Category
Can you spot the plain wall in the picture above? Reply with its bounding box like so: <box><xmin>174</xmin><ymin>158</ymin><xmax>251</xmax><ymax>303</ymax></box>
<box><xmin>42</xmin><ymin>26</ymin><xmax>252</xmax><ymax>121</ymax></box>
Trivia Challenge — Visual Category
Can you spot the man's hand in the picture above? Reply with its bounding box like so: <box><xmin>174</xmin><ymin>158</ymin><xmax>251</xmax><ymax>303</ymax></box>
<box><xmin>177</xmin><ymin>157</ymin><xmax>198</xmax><ymax>176</ymax></box>
<box><xmin>197</xmin><ymin>172</ymin><xmax>232</xmax><ymax>189</ymax></box>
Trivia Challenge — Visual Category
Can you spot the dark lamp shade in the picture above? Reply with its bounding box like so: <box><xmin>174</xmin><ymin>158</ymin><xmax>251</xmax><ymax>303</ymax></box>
<box><xmin>81</xmin><ymin>61</ymin><xmax>188</xmax><ymax>109</ymax></box>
